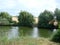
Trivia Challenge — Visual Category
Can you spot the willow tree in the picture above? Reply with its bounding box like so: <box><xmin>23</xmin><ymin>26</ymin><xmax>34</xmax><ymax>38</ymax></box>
<box><xmin>38</xmin><ymin>10</ymin><xmax>53</xmax><ymax>28</ymax></box>
<box><xmin>18</xmin><ymin>11</ymin><xmax>34</xmax><ymax>27</ymax></box>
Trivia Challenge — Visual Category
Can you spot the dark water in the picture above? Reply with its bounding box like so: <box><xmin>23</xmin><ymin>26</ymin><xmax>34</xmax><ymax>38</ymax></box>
<box><xmin>0</xmin><ymin>26</ymin><xmax>56</xmax><ymax>39</ymax></box>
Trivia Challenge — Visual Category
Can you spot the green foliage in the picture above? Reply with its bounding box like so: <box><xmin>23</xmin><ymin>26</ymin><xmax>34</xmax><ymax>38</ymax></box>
<box><xmin>54</xmin><ymin>8</ymin><xmax>60</xmax><ymax>21</ymax></box>
<box><xmin>38</xmin><ymin>10</ymin><xmax>53</xmax><ymax>28</ymax></box>
<box><xmin>18</xmin><ymin>11</ymin><xmax>34</xmax><ymax>27</ymax></box>
<box><xmin>51</xmin><ymin>29</ymin><xmax>60</xmax><ymax>43</ymax></box>
<box><xmin>0</xmin><ymin>18</ymin><xmax>9</xmax><ymax>25</ymax></box>
<box><xmin>0</xmin><ymin>12</ymin><xmax>12</xmax><ymax>25</ymax></box>
<box><xmin>0</xmin><ymin>12</ymin><xmax>9</xmax><ymax>18</ymax></box>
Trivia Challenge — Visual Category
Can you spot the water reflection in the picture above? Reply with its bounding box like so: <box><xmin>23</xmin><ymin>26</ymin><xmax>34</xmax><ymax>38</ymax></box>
<box><xmin>18</xmin><ymin>27</ymin><xmax>33</xmax><ymax>37</ymax></box>
<box><xmin>32</xmin><ymin>27</ymin><xmax>38</xmax><ymax>38</ymax></box>
<box><xmin>8</xmin><ymin>26</ymin><xmax>19</xmax><ymax>39</ymax></box>
<box><xmin>38</xmin><ymin>29</ymin><xmax>53</xmax><ymax>38</ymax></box>
<box><xmin>0</xmin><ymin>26</ymin><xmax>11</xmax><ymax>38</ymax></box>
<box><xmin>53</xmin><ymin>29</ymin><xmax>57</xmax><ymax>32</ymax></box>
<box><xmin>0</xmin><ymin>26</ymin><xmax>54</xmax><ymax>39</ymax></box>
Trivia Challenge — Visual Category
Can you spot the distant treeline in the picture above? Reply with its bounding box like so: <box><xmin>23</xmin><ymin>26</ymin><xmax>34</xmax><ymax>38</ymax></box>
<box><xmin>0</xmin><ymin>8</ymin><xmax>60</xmax><ymax>29</ymax></box>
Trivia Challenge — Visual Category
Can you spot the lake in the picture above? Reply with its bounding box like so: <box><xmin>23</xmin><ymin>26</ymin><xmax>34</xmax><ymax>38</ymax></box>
<box><xmin>0</xmin><ymin>26</ymin><xmax>56</xmax><ymax>39</ymax></box>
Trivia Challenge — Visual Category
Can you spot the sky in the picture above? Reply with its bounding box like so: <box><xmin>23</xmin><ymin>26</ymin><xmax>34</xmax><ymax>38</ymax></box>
<box><xmin>0</xmin><ymin>0</ymin><xmax>60</xmax><ymax>17</ymax></box>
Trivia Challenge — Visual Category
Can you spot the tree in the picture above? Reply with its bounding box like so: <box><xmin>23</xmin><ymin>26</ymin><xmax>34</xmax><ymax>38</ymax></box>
<box><xmin>18</xmin><ymin>11</ymin><xmax>34</xmax><ymax>27</ymax></box>
<box><xmin>0</xmin><ymin>18</ymin><xmax>9</xmax><ymax>25</ymax></box>
<box><xmin>54</xmin><ymin>8</ymin><xmax>60</xmax><ymax>21</ymax></box>
<box><xmin>0</xmin><ymin>12</ymin><xmax>10</xmax><ymax>18</ymax></box>
<box><xmin>0</xmin><ymin>12</ymin><xmax>12</xmax><ymax>24</ymax></box>
<box><xmin>38</xmin><ymin>10</ymin><xmax>53</xmax><ymax>28</ymax></box>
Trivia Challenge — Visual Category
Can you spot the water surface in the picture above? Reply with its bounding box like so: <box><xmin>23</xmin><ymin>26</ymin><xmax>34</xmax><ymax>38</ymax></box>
<box><xmin>0</xmin><ymin>26</ymin><xmax>54</xmax><ymax>39</ymax></box>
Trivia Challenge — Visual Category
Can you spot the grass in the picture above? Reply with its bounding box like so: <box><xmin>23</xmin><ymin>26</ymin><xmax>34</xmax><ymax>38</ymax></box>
<box><xmin>0</xmin><ymin>37</ymin><xmax>59</xmax><ymax>45</ymax></box>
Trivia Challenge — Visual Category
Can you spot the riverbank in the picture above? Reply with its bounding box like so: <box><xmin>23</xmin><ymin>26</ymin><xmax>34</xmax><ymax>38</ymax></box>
<box><xmin>0</xmin><ymin>37</ymin><xmax>59</xmax><ymax>45</ymax></box>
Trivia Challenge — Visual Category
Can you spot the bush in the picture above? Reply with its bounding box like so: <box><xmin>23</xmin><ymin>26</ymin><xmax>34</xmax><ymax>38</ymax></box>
<box><xmin>51</xmin><ymin>29</ymin><xmax>60</xmax><ymax>43</ymax></box>
<box><xmin>0</xmin><ymin>18</ymin><xmax>10</xmax><ymax>25</ymax></box>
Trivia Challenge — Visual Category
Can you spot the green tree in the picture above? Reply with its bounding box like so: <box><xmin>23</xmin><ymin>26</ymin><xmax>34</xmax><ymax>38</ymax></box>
<box><xmin>0</xmin><ymin>12</ymin><xmax>10</xmax><ymax>18</ymax></box>
<box><xmin>0</xmin><ymin>18</ymin><xmax>9</xmax><ymax>25</ymax></box>
<box><xmin>38</xmin><ymin>10</ymin><xmax>53</xmax><ymax>28</ymax></box>
<box><xmin>54</xmin><ymin>8</ymin><xmax>60</xmax><ymax>21</ymax></box>
<box><xmin>18</xmin><ymin>11</ymin><xmax>34</xmax><ymax>27</ymax></box>
<box><xmin>0</xmin><ymin>12</ymin><xmax>12</xmax><ymax>24</ymax></box>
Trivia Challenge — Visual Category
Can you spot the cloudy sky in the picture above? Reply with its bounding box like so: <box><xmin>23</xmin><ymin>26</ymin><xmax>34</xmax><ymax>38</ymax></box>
<box><xmin>0</xmin><ymin>0</ymin><xmax>60</xmax><ymax>17</ymax></box>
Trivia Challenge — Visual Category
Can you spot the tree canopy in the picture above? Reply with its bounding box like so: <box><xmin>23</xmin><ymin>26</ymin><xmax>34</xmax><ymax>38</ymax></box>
<box><xmin>38</xmin><ymin>10</ymin><xmax>54</xmax><ymax>28</ymax></box>
<box><xmin>54</xmin><ymin>8</ymin><xmax>60</xmax><ymax>21</ymax></box>
<box><xmin>18</xmin><ymin>11</ymin><xmax>34</xmax><ymax>27</ymax></box>
<box><xmin>0</xmin><ymin>12</ymin><xmax>12</xmax><ymax>25</ymax></box>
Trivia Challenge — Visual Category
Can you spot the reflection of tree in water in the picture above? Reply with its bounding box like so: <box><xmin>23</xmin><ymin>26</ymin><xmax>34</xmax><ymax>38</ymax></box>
<box><xmin>32</xmin><ymin>27</ymin><xmax>38</xmax><ymax>38</ymax></box>
<box><xmin>8</xmin><ymin>27</ymin><xmax>19</xmax><ymax>39</ymax></box>
<box><xmin>18</xmin><ymin>27</ymin><xmax>33</xmax><ymax>37</ymax></box>
<box><xmin>38</xmin><ymin>29</ymin><xmax>53</xmax><ymax>38</ymax></box>
<box><xmin>0</xmin><ymin>26</ymin><xmax>11</xmax><ymax>37</ymax></box>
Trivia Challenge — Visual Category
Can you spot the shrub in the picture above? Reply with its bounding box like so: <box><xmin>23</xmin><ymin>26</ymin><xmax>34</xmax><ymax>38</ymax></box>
<box><xmin>51</xmin><ymin>29</ymin><xmax>60</xmax><ymax>43</ymax></box>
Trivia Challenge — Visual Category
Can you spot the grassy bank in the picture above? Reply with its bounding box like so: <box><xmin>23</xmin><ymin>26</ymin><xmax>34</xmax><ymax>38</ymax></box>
<box><xmin>0</xmin><ymin>37</ymin><xmax>59</xmax><ymax>45</ymax></box>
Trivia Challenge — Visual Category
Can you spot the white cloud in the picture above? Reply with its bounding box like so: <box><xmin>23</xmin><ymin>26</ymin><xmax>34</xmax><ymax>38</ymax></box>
<box><xmin>0</xmin><ymin>0</ymin><xmax>16</xmax><ymax>9</ymax></box>
<box><xmin>17</xmin><ymin>0</ymin><xmax>57</xmax><ymax>16</ymax></box>
<box><xmin>18</xmin><ymin>0</ymin><xmax>56</xmax><ymax>10</ymax></box>
<box><xmin>0</xmin><ymin>0</ymin><xmax>57</xmax><ymax>17</ymax></box>
<box><xmin>18</xmin><ymin>0</ymin><xmax>39</xmax><ymax>8</ymax></box>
